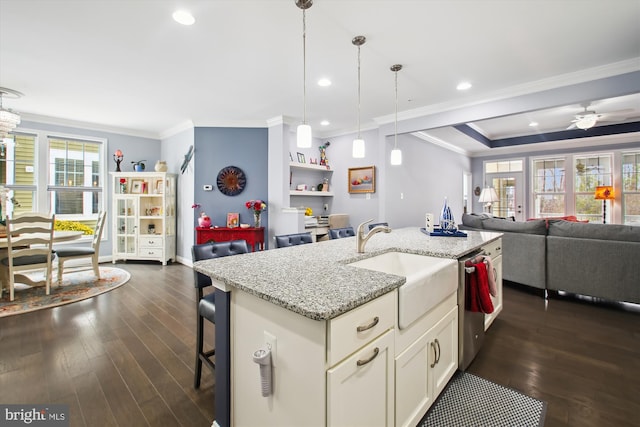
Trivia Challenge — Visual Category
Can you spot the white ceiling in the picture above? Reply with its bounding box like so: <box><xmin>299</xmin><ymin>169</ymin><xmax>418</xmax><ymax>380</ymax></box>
<box><xmin>1</xmin><ymin>0</ymin><xmax>639</xmax><ymax>149</ymax></box>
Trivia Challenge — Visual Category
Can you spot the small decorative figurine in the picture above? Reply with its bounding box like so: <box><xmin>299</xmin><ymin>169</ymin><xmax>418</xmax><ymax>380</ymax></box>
<box><xmin>113</xmin><ymin>149</ymin><xmax>123</xmax><ymax>172</ymax></box>
<box><xmin>319</xmin><ymin>141</ymin><xmax>330</xmax><ymax>167</ymax></box>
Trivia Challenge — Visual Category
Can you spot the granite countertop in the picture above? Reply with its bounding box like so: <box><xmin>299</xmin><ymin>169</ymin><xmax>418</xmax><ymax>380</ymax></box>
<box><xmin>193</xmin><ymin>227</ymin><xmax>502</xmax><ymax>321</ymax></box>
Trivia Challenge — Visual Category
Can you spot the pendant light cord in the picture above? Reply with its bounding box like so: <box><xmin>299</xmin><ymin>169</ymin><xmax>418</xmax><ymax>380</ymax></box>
<box><xmin>302</xmin><ymin>8</ymin><xmax>307</xmax><ymax>125</ymax></box>
<box><xmin>394</xmin><ymin>69</ymin><xmax>398</xmax><ymax>149</ymax></box>
<box><xmin>357</xmin><ymin>43</ymin><xmax>361</xmax><ymax>139</ymax></box>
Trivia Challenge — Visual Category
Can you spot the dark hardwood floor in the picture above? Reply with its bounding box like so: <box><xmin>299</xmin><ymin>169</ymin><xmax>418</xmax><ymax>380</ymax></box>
<box><xmin>468</xmin><ymin>283</ymin><xmax>640</xmax><ymax>427</ymax></box>
<box><xmin>0</xmin><ymin>262</ymin><xmax>214</xmax><ymax>427</ymax></box>
<box><xmin>1</xmin><ymin>264</ymin><xmax>638</xmax><ymax>427</ymax></box>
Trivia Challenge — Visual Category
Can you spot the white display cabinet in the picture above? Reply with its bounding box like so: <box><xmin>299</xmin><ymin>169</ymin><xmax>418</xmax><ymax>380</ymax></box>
<box><xmin>110</xmin><ymin>172</ymin><xmax>176</xmax><ymax>265</ymax></box>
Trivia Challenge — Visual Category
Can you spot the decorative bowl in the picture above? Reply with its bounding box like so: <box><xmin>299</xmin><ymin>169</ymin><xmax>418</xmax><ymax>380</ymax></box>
<box><xmin>240</xmin><ymin>223</ymin><xmax>250</xmax><ymax>228</ymax></box>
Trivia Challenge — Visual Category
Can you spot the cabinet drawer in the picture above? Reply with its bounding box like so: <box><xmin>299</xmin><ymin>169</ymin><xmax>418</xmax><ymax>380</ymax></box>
<box><xmin>138</xmin><ymin>247</ymin><xmax>162</xmax><ymax>258</ymax></box>
<box><xmin>138</xmin><ymin>236</ymin><xmax>163</xmax><ymax>248</ymax></box>
<box><xmin>327</xmin><ymin>290</ymin><xmax>395</xmax><ymax>367</ymax></box>
<box><xmin>482</xmin><ymin>238</ymin><xmax>502</xmax><ymax>258</ymax></box>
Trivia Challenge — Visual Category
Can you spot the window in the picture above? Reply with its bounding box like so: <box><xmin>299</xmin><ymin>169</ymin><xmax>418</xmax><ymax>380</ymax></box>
<box><xmin>48</xmin><ymin>137</ymin><xmax>103</xmax><ymax>219</ymax></box>
<box><xmin>0</xmin><ymin>133</ymin><xmax>37</xmax><ymax>218</ymax></box>
<box><xmin>622</xmin><ymin>152</ymin><xmax>640</xmax><ymax>225</ymax></box>
<box><xmin>574</xmin><ymin>154</ymin><xmax>612</xmax><ymax>223</ymax></box>
<box><xmin>532</xmin><ymin>158</ymin><xmax>565</xmax><ymax>218</ymax></box>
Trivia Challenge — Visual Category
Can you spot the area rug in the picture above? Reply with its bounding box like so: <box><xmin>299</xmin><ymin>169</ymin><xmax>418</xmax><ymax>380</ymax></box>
<box><xmin>0</xmin><ymin>266</ymin><xmax>130</xmax><ymax>318</ymax></box>
<box><xmin>419</xmin><ymin>371</ymin><xmax>547</xmax><ymax>427</ymax></box>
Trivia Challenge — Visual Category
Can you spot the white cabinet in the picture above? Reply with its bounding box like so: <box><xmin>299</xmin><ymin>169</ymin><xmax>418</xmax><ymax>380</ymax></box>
<box><xmin>482</xmin><ymin>239</ymin><xmax>503</xmax><ymax>330</ymax></box>
<box><xmin>110</xmin><ymin>172</ymin><xmax>176</xmax><ymax>265</ymax></box>
<box><xmin>395</xmin><ymin>299</ymin><xmax>458</xmax><ymax>427</ymax></box>
<box><xmin>326</xmin><ymin>291</ymin><xmax>395</xmax><ymax>427</ymax></box>
<box><xmin>327</xmin><ymin>330</ymin><xmax>394</xmax><ymax>427</ymax></box>
<box><xmin>289</xmin><ymin>162</ymin><xmax>333</xmax><ymax>197</ymax></box>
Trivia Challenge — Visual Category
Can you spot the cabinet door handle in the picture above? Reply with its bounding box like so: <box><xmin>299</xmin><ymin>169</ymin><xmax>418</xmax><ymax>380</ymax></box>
<box><xmin>356</xmin><ymin>316</ymin><xmax>379</xmax><ymax>332</ymax></box>
<box><xmin>435</xmin><ymin>338</ymin><xmax>441</xmax><ymax>365</ymax></box>
<box><xmin>430</xmin><ymin>341</ymin><xmax>437</xmax><ymax>368</ymax></box>
<box><xmin>356</xmin><ymin>347</ymin><xmax>379</xmax><ymax>367</ymax></box>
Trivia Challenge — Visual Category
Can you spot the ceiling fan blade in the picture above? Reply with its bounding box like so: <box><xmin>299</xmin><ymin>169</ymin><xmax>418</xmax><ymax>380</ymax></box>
<box><xmin>566</xmin><ymin>123</ymin><xmax>577</xmax><ymax>130</ymax></box>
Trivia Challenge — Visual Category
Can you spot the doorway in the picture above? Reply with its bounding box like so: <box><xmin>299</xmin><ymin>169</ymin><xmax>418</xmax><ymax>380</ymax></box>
<box><xmin>486</xmin><ymin>173</ymin><xmax>524</xmax><ymax>221</ymax></box>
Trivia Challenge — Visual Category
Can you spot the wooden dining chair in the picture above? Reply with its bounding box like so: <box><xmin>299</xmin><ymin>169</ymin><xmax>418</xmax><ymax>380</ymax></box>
<box><xmin>54</xmin><ymin>211</ymin><xmax>106</xmax><ymax>283</ymax></box>
<box><xmin>0</xmin><ymin>212</ymin><xmax>55</xmax><ymax>301</ymax></box>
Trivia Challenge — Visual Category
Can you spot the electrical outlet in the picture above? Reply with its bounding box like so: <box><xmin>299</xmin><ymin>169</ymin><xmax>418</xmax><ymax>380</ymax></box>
<box><xmin>323</xmin><ymin>203</ymin><xmax>328</xmax><ymax>211</ymax></box>
<box><xmin>264</xmin><ymin>331</ymin><xmax>277</xmax><ymax>367</ymax></box>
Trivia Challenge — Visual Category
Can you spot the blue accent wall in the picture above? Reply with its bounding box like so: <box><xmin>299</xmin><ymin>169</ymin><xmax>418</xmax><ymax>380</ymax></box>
<box><xmin>194</xmin><ymin>127</ymin><xmax>269</xmax><ymax>230</ymax></box>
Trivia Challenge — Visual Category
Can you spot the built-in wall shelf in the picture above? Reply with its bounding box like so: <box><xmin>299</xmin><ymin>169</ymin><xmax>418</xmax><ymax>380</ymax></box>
<box><xmin>290</xmin><ymin>190</ymin><xmax>334</xmax><ymax>197</ymax></box>
<box><xmin>289</xmin><ymin>162</ymin><xmax>333</xmax><ymax>173</ymax></box>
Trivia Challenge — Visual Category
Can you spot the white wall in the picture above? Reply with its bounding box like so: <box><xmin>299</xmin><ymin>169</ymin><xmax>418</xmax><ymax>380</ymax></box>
<box><xmin>161</xmin><ymin>126</ymin><xmax>195</xmax><ymax>263</ymax></box>
<box><xmin>384</xmin><ymin>133</ymin><xmax>470</xmax><ymax>228</ymax></box>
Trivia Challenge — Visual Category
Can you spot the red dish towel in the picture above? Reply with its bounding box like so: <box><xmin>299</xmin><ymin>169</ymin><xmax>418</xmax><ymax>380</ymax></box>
<box><xmin>465</xmin><ymin>262</ymin><xmax>494</xmax><ymax>314</ymax></box>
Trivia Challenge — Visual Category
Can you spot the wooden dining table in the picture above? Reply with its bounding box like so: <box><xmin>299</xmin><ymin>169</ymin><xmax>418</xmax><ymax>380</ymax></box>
<box><xmin>0</xmin><ymin>230</ymin><xmax>84</xmax><ymax>248</ymax></box>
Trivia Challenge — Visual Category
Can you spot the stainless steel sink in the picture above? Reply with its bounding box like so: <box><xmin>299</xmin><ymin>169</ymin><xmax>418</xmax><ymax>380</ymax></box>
<box><xmin>349</xmin><ymin>252</ymin><xmax>457</xmax><ymax>329</ymax></box>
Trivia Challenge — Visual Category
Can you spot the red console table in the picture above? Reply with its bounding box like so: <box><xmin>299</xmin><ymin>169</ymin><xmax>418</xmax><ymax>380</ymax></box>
<box><xmin>195</xmin><ymin>227</ymin><xmax>265</xmax><ymax>252</ymax></box>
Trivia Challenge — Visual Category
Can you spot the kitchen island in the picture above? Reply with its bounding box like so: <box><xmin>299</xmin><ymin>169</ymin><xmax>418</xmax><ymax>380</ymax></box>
<box><xmin>194</xmin><ymin>227</ymin><xmax>501</xmax><ymax>427</ymax></box>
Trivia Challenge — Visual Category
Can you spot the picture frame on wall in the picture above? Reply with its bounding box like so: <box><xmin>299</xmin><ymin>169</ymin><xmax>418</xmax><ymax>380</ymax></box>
<box><xmin>348</xmin><ymin>166</ymin><xmax>376</xmax><ymax>193</ymax></box>
<box><xmin>227</xmin><ymin>212</ymin><xmax>239</xmax><ymax>228</ymax></box>
<box><xmin>297</xmin><ymin>152</ymin><xmax>306</xmax><ymax>163</ymax></box>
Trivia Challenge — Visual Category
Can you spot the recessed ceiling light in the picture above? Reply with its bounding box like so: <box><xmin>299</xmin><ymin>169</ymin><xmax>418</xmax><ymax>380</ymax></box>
<box><xmin>456</xmin><ymin>81</ymin><xmax>472</xmax><ymax>91</ymax></box>
<box><xmin>320</xmin><ymin>120</ymin><xmax>330</xmax><ymax>126</ymax></box>
<box><xmin>173</xmin><ymin>10</ymin><xmax>195</xmax><ymax>25</ymax></box>
<box><xmin>529</xmin><ymin>121</ymin><xmax>539</xmax><ymax>127</ymax></box>
<box><xmin>318</xmin><ymin>78</ymin><xmax>331</xmax><ymax>87</ymax></box>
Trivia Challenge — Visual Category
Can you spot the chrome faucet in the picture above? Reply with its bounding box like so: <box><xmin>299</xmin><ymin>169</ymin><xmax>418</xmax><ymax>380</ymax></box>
<box><xmin>357</xmin><ymin>219</ymin><xmax>392</xmax><ymax>253</ymax></box>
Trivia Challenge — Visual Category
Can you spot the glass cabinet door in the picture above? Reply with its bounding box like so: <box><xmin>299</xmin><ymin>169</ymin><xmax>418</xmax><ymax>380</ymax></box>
<box><xmin>115</xmin><ymin>197</ymin><xmax>137</xmax><ymax>256</ymax></box>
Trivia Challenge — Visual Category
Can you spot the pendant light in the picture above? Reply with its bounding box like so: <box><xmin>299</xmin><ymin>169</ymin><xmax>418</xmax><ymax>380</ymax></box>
<box><xmin>352</xmin><ymin>35</ymin><xmax>366</xmax><ymax>158</ymax></box>
<box><xmin>390</xmin><ymin>64</ymin><xmax>403</xmax><ymax>165</ymax></box>
<box><xmin>296</xmin><ymin>0</ymin><xmax>313</xmax><ymax>148</ymax></box>
<box><xmin>0</xmin><ymin>87</ymin><xmax>23</xmax><ymax>139</ymax></box>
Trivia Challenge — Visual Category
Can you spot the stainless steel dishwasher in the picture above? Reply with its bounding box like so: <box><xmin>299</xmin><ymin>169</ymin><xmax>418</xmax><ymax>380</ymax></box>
<box><xmin>458</xmin><ymin>250</ymin><xmax>486</xmax><ymax>370</ymax></box>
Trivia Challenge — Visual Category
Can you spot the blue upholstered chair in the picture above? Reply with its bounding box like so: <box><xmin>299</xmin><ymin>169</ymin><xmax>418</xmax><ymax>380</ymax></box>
<box><xmin>368</xmin><ymin>222</ymin><xmax>389</xmax><ymax>231</ymax></box>
<box><xmin>191</xmin><ymin>239</ymin><xmax>249</xmax><ymax>388</ymax></box>
<box><xmin>328</xmin><ymin>227</ymin><xmax>356</xmax><ymax>239</ymax></box>
<box><xmin>275</xmin><ymin>232</ymin><xmax>313</xmax><ymax>248</ymax></box>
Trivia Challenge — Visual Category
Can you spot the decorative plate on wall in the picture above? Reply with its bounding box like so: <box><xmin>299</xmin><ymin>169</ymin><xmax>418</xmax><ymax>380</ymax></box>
<box><xmin>217</xmin><ymin>166</ymin><xmax>246</xmax><ymax>196</ymax></box>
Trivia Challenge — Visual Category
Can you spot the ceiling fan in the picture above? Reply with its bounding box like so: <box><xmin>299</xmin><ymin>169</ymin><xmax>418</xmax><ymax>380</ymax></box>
<box><xmin>567</xmin><ymin>103</ymin><xmax>635</xmax><ymax>130</ymax></box>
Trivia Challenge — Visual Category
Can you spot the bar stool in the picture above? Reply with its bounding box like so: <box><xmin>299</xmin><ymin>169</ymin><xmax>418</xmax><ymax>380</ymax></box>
<box><xmin>191</xmin><ymin>239</ymin><xmax>249</xmax><ymax>389</ymax></box>
<box><xmin>328</xmin><ymin>227</ymin><xmax>356</xmax><ymax>239</ymax></box>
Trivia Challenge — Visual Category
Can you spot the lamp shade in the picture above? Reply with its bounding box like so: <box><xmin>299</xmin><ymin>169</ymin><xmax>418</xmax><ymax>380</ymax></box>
<box><xmin>297</xmin><ymin>124</ymin><xmax>312</xmax><ymax>148</ymax></box>
<box><xmin>478</xmin><ymin>187</ymin><xmax>499</xmax><ymax>203</ymax></box>
<box><xmin>594</xmin><ymin>185</ymin><xmax>614</xmax><ymax>200</ymax></box>
<box><xmin>352</xmin><ymin>138</ymin><xmax>365</xmax><ymax>158</ymax></box>
<box><xmin>390</xmin><ymin>148</ymin><xmax>402</xmax><ymax>165</ymax></box>
<box><xmin>575</xmin><ymin>114</ymin><xmax>598</xmax><ymax>130</ymax></box>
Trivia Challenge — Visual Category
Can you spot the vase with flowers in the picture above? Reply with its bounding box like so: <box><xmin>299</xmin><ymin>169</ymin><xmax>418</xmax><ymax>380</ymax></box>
<box><xmin>245</xmin><ymin>199</ymin><xmax>267</xmax><ymax>228</ymax></box>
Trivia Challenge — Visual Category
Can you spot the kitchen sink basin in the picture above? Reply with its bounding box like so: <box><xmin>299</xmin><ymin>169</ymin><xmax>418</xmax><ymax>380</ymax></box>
<box><xmin>349</xmin><ymin>252</ymin><xmax>457</xmax><ymax>329</ymax></box>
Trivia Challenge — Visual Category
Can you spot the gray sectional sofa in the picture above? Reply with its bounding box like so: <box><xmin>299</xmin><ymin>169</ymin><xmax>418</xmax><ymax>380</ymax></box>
<box><xmin>460</xmin><ymin>213</ymin><xmax>640</xmax><ymax>304</ymax></box>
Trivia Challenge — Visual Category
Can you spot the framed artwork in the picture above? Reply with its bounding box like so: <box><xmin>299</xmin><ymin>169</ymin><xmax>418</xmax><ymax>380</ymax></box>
<box><xmin>289</xmin><ymin>152</ymin><xmax>294</xmax><ymax>162</ymax></box>
<box><xmin>227</xmin><ymin>212</ymin><xmax>239</xmax><ymax>228</ymax></box>
<box><xmin>156</xmin><ymin>179</ymin><xmax>164</xmax><ymax>194</ymax></box>
<box><xmin>297</xmin><ymin>152</ymin><xmax>306</xmax><ymax>163</ymax></box>
<box><xmin>348</xmin><ymin>166</ymin><xmax>376</xmax><ymax>193</ymax></box>
<box><xmin>131</xmin><ymin>179</ymin><xmax>144</xmax><ymax>194</ymax></box>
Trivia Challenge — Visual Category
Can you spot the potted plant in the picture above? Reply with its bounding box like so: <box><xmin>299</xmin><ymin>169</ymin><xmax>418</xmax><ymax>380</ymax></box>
<box><xmin>132</xmin><ymin>160</ymin><xmax>146</xmax><ymax>172</ymax></box>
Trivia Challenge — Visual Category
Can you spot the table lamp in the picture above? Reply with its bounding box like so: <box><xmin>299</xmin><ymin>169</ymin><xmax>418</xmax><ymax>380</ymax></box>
<box><xmin>594</xmin><ymin>185</ymin><xmax>614</xmax><ymax>224</ymax></box>
<box><xmin>478</xmin><ymin>187</ymin><xmax>499</xmax><ymax>213</ymax></box>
